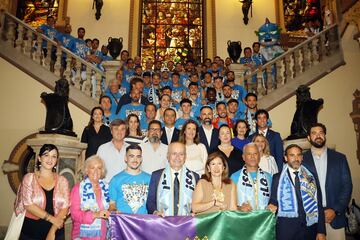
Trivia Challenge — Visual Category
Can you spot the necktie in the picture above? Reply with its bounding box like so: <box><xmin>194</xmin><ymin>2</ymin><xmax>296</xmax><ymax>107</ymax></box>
<box><xmin>167</xmin><ymin>128</ymin><xmax>172</xmax><ymax>144</ymax></box>
<box><xmin>294</xmin><ymin>171</ymin><xmax>305</xmax><ymax>217</ymax></box>
<box><xmin>174</xmin><ymin>172</ymin><xmax>180</xmax><ymax>216</ymax></box>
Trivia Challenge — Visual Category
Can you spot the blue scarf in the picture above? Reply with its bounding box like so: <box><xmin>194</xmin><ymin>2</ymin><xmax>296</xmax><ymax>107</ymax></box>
<box><xmin>277</xmin><ymin>165</ymin><xmax>319</xmax><ymax>226</ymax></box>
<box><xmin>236</xmin><ymin>166</ymin><xmax>271</xmax><ymax>210</ymax></box>
<box><xmin>79</xmin><ymin>177</ymin><xmax>110</xmax><ymax>237</ymax></box>
<box><xmin>157</xmin><ymin>166</ymin><xmax>196</xmax><ymax>216</ymax></box>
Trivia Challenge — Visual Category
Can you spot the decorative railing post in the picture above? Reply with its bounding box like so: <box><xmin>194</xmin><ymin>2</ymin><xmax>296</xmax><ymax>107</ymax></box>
<box><xmin>64</xmin><ymin>54</ymin><xmax>72</xmax><ymax>80</ymax></box>
<box><xmin>5</xmin><ymin>18</ymin><xmax>16</xmax><ymax>47</ymax></box>
<box><xmin>15</xmin><ymin>24</ymin><xmax>24</xmax><ymax>52</ymax></box>
<box><xmin>275</xmin><ymin>59</ymin><xmax>283</xmax><ymax>87</ymax></box>
<box><xmin>293</xmin><ymin>49</ymin><xmax>301</xmax><ymax>77</ymax></box>
<box><xmin>24</xmin><ymin>29</ymin><xmax>33</xmax><ymax>58</ymax></box>
<box><xmin>35</xmin><ymin>37</ymin><xmax>43</xmax><ymax>64</ymax></box>
<box><xmin>265</xmin><ymin>66</ymin><xmax>273</xmax><ymax>93</ymax></box>
<box><xmin>54</xmin><ymin>45</ymin><xmax>62</xmax><ymax>76</ymax></box>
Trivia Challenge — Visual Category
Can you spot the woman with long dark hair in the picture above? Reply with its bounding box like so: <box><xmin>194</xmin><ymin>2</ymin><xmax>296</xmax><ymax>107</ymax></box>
<box><xmin>15</xmin><ymin>144</ymin><xmax>70</xmax><ymax>240</ymax></box>
<box><xmin>124</xmin><ymin>113</ymin><xmax>146</xmax><ymax>145</ymax></box>
<box><xmin>179</xmin><ymin>119</ymin><xmax>208</xmax><ymax>175</ymax></box>
<box><xmin>81</xmin><ymin>107</ymin><xmax>112</xmax><ymax>159</ymax></box>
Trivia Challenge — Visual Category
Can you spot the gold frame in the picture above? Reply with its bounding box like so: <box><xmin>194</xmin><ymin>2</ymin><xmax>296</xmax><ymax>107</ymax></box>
<box><xmin>128</xmin><ymin>0</ymin><xmax>217</xmax><ymax>60</ymax></box>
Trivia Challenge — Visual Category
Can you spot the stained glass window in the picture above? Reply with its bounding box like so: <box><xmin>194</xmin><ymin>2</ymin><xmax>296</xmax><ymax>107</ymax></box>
<box><xmin>283</xmin><ymin>0</ymin><xmax>321</xmax><ymax>32</ymax></box>
<box><xmin>16</xmin><ymin>0</ymin><xmax>60</xmax><ymax>28</ymax></box>
<box><xmin>140</xmin><ymin>0</ymin><xmax>204</xmax><ymax>65</ymax></box>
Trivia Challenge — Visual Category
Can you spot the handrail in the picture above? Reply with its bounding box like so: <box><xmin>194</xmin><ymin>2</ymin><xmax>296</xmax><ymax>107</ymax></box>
<box><xmin>243</xmin><ymin>24</ymin><xmax>338</xmax><ymax>80</ymax></box>
<box><xmin>3</xmin><ymin>11</ymin><xmax>105</xmax><ymax>76</ymax></box>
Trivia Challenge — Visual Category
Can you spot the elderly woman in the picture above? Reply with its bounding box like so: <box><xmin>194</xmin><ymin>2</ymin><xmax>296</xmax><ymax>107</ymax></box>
<box><xmin>14</xmin><ymin>144</ymin><xmax>70</xmax><ymax>240</ymax></box>
<box><xmin>81</xmin><ymin>107</ymin><xmax>112</xmax><ymax>159</ymax></box>
<box><xmin>252</xmin><ymin>134</ymin><xmax>278</xmax><ymax>175</ymax></box>
<box><xmin>179</xmin><ymin>119</ymin><xmax>208</xmax><ymax>176</ymax></box>
<box><xmin>70</xmin><ymin>155</ymin><xmax>110</xmax><ymax>240</ymax></box>
<box><xmin>192</xmin><ymin>152</ymin><xmax>237</xmax><ymax>214</ymax></box>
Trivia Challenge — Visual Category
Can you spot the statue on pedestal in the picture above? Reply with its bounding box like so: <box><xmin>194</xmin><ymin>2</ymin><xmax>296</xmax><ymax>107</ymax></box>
<box><xmin>40</xmin><ymin>78</ymin><xmax>76</xmax><ymax>137</ymax></box>
<box><xmin>287</xmin><ymin>85</ymin><xmax>323</xmax><ymax>140</ymax></box>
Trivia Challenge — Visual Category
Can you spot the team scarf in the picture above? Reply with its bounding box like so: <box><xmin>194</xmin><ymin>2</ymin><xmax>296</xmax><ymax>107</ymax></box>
<box><xmin>236</xmin><ymin>166</ymin><xmax>271</xmax><ymax>210</ymax></box>
<box><xmin>157</xmin><ymin>166</ymin><xmax>196</xmax><ymax>216</ymax></box>
<box><xmin>79</xmin><ymin>177</ymin><xmax>110</xmax><ymax>237</ymax></box>
<box><xmin>277</xmin><ymin>165</ymin><xmax>318</xmax><ymax>226</ymax></box>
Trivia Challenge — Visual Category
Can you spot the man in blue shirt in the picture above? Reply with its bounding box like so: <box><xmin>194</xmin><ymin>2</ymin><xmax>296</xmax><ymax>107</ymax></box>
<box><xmin>117</xmin><ymin>88</ymin><xmax>145</xmax><ymax>121</ymax></box>
<box><xmin>109</xmin><ymin>144</ymin><xmax>151</xmax><ymax>214</ymax></box>
<box><xmin>68</xmin><ymin>27</ymin><xmax>88</xmax><ymax>85</ymax></box>
<box><xmin>56</xmin><ymin>23</ymin><xmax>75</xmax><ymax>75</ymax></box>
<box><xmin>36</xmin><ymin>16</ymin><xmax>59</xmax><ymax>72</ymax></box>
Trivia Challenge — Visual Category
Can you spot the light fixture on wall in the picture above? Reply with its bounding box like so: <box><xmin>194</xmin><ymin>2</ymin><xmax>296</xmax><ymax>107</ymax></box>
<box><xmin>240</xmin><ymin>0</ymin><xmax>253</xmax><ymax>25</ymax></box>
<box><xmin>93</xmin><ymin>0</ymin><xmax>103</xmax><ymax>20</ymax></box>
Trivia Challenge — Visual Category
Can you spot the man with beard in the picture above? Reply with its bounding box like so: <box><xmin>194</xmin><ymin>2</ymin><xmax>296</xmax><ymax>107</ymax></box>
<box><xmin>225</xmin><ymin>71</ymin><xmax>247</xmax><ymax>103</ymax></box>
<box><xmin>199</xmin><ymin>106</ymin><xmax>219</xmax><ymax>153</ymax></box>
<box><xmin>303</xmin><ymin>123</ymin><xmax>352</xmax><ymax>240</ymax></box>
<box><xmin>140</xmin><ymin>120</ymin><xmax>168</xmax><ymax>174</ymax></box>
<box><xmin>269</xmin><ymin>144</ymin><xmax>326</xmax><ymax>240</ymax></box>
<box><xmin>213</xmin><ymin>102</ymin><xmax>233</xmax><ymax>129</ymax></box>
<box><xmin>117</xmin><ymin>88</ymin><xmax>145</xmax><ymax>121</ymax></box>
<box><xmin>244</xmin><ymin>93</ymin><xmax>272</xmax><ymax>135</ymax></box>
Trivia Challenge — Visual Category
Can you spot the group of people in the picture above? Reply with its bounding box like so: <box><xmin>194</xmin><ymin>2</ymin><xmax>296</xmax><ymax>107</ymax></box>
<box><xmin>12</xmin><ymin>18</ymin><xmax>352</xmax><ymax>240</ymax></box>
<box><xmin>13</xmin><ymin>121</ymin><xmax>352</xmax><ymax>240</ymax></box>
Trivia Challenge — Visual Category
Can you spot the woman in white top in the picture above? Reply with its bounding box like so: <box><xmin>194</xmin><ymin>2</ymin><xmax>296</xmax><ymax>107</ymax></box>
<box><xmin>179</xmin><ymin>119</ymin><xmax>208</xmax><ymax>176</ymax></box>
<box><xmin>252</xmin><ymin>134</ymin><xmax>278</xmax><ymax>175</ymax></box>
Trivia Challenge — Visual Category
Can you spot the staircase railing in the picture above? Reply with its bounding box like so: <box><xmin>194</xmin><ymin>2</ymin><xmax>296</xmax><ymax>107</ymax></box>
<box><xmin>0</xmin><ymin>10</ymin><xmax>105</xmax><ymax>100</ymax></box>
<box><xmin>243</xmin><ymin>24</ymin><xmax>343</xmax><ymax>106</ymax></box>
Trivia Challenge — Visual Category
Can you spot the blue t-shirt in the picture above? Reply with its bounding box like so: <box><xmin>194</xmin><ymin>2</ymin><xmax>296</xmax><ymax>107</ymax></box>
<box><xmin>56</xmin><ymin>33</ymin><xmax>75</xmax><ymax>49</ymax></box>
<box><xmin>109</xmin><ymin>171</ymin><xmax>151</xmax><ymax>214</ymax></box>
<box><xmin>174</xmin><ymin>117</ymin><xmax>200</xmax><ymax>130</ymax></box>
<box><xmin>105</xmin><ymin>88</ymin><xmax>123</xmax><ymax>116</ymax></box>
<box><xmin>231</xmin><ymin>138</ymin><xmax>250</xmax><ymax>152</ymax></box>
<box><xmin>38</xmin><ymin>24</ymin><xmax>58</xmax><ymax>48</ymax></box>
<box><xmin>117</xmin><ymin>103</ymin><xmax>145</xmax><ymax>121</ymax></box>
<box><xmin>171</xmin><ymin>85</ymin><xmax>186</xmax><ymax>104</ymax></box>
<box><xmin>69</xmin><ymin>38</ymin><xmax>89</xmax><ymax>59</ymax></box>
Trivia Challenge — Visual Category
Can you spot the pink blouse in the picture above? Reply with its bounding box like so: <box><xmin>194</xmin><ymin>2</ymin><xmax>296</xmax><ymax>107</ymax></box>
<box><xmin>14</xmin><ymin>172</ymin><xmax>70</xmax><ymax>219</ymax></box>
<box><xmin>70</xmin><ymin>183</ymin><xmax>107</xmax><ymax>240</ymax></box>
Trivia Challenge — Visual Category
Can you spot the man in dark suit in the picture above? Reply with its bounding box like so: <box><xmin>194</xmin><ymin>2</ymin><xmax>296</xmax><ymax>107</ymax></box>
<box><xmin>303</xmin><ymin>123</ymin><xmax>352</xmax><ymax>240</ymax></box>
<box><xmin>248</xmin><ymin>109</ymin><xmax>284</xmax><ymax>170</ymax></box>
<box><xmin>160</xmin><ymin>108</ymin><xmax>180</xmax><ymax>145</ymax></box>
<box><xmin>268</xmin><ymin>144</ymin><xmax>326</xmax><ymax>240</ymax></box>
<box><xmin>146</xmin><ymin>142</ymin><xmax>199</xmax><ymax>216</ymax></box>
<box><xmin>198</xmin><ymin>106</ymin><xmax>219</xmax><ymax>153</ymax></box>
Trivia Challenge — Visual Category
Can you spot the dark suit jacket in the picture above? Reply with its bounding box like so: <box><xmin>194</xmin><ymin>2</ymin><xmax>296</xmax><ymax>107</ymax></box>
<box><xmin>199</xmin><ymin>126</ymin><xmax>219</xmax><ymax>153</ymax></box>
<box><xmin>303</xmin><ymin>148</ymin><xmax>352</xmax><ymax>229</ymax></box>
<box><xmin>146</xmin><ymin>168</ymin><xmax>200</xmax><ymax>214</ymax></box>
<box><xmin>248</xmin><ymin>129</ymin><xmax>284</xmax><ymax>170</ymax></box>
<box><xmin>269</xmin><ymin>169</ymin><xmax>326</xmax><ymax>239</ymax></box>
<box><xmin>160</xmin><ymin>127</ymin><xmax>180</xmax><ymax>145</ymax></box>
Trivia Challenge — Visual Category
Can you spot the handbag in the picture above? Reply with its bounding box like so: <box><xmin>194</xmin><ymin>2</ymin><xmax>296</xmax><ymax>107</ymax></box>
<box><xmin>4</xmin><ymin>211</ymin><xmax>25</xmax><ymax>240</ymax></box>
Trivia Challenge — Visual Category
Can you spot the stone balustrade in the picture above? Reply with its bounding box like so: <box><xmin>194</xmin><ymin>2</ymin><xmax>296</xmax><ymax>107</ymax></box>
<box><xmin>0</xmin><ymin>10</ymin><xmax>108</xmax><ymax>101</ymax></box>
<box><xmin>240</xmin><ymin>24</ymin><xmax>341</xmax><ymax>99</ymax></box>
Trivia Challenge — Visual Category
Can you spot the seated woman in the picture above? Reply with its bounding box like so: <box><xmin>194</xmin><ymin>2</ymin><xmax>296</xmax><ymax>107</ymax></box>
<box><xmin>231</xmin><ymin>120</ymin><xmax>250</xmax><ymax>151</ymax></box>
<box><xmin>124</xmin><ymin>113</ymin><xmax>146</xmax><ymax>145</ymax></box>
<box><xmin>81</xmin><ymin>107</ymin><xmax>112</xmax><ymax>160</ymax></box>
<box><xmin>70</xmin><ymin>155</ymin><xmax>110</xmax><ymax>240</ymax></box>
<box><xmin>252</xmin><ymin>134</ymin><xmax>278</xmax><ymax>175</ymax></box>
<box><xmin>15</xmin><ymin>144</ymin><xmax>70</xmax><ymax>240</ymax></box>
<box><xmin>192</xmin><ymin>152</ymin><xmax>237</xmax><ymax>214</ymax></box>
<box><xmin>179</xmin><ymin>119</ymin><xmax>208</xmax><ymax>176</ymax></box>
<box><xmin>212</xmin><ymin>125</ymin><xmax>244</xmax><ymax>176</ymax></box>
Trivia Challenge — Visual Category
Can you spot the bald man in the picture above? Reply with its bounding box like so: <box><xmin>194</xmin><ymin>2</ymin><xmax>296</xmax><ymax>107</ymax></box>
<box><xmin>146</xmin><ymin>142</ymin><xmax>199</xmax><ymax>216</ymax></box>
